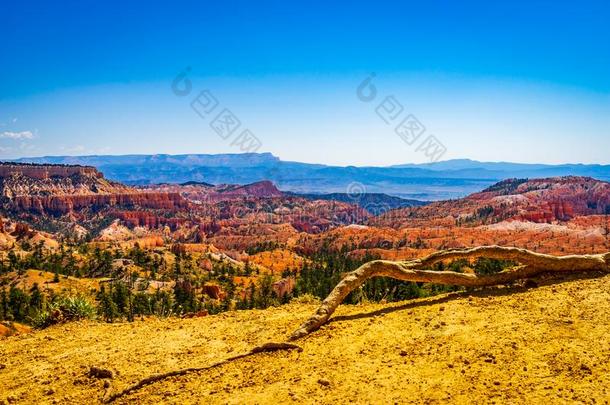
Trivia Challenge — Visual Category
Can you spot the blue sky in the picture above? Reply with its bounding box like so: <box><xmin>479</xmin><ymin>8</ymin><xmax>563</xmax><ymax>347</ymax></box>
<box><xmin>1</xmin><ymin>0</ymin><xmax>609</xmax><ymax>165</ymax></box>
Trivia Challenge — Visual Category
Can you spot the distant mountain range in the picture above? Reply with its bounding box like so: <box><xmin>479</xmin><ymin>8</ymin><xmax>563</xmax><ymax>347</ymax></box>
<box><xmin>11</xmin><ymin>153</ymin><xmax>610</xmax><ymax>200</ymax></box>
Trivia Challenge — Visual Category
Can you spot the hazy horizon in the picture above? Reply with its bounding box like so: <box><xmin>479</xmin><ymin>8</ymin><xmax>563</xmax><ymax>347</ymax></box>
<box><xmin>8</xmin><ymin>151</ymin><xmax>610</xmax><ymax>168</ymax></box>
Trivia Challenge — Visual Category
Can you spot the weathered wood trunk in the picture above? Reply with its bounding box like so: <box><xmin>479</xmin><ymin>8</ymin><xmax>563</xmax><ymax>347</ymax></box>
<box><xmin>289</xmin><ymin>246</ymin><xmax>610</xmax><ymax>340</ymax></box>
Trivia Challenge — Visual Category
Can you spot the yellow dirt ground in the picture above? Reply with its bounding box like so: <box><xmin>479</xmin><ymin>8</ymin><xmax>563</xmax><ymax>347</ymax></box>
<box><xmin>1</xmin><ymin>273</ymin><xmax>609</xmax><ymax>404</ymax></box>
<box><xmin>1</xmin><ymin>270</ymin><xmax>102</xmax><ymax>295</ymax></box>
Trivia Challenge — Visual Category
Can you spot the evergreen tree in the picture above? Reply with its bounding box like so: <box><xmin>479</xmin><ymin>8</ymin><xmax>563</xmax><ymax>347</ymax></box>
<box><xmin>97</xmin><ymin>285</ymin><xmax>119</xmax><ymax>322</ymax></box>
<box><xmin>28</xmin><ymin>283</ymin><xmax>44</xmax><ymax>317</ymax></box>
<box><xmin>173</xmin><ymin>279</ymin><xmax>198</xmax><ymax>314</ymax></box>
<box><xmin>8</xmin><ymin>286</ymin><xmax>30</xmax><ymax>322</ymax></box>
<box><xmin>0</xmin><ymin>289</ymin><xmax>9</xmax><ymax>321</ymax></box>
<box><xmin>111</xmin><ymin>281</ymin><xmax>129</xmax><ymax>315</ymax></box>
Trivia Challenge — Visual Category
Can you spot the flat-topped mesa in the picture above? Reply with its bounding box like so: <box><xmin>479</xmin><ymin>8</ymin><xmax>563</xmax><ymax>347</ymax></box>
<box><xmin>0</xmin><ymin>162</ymin><xmax>103</xmax><ymax>180</ymax></box>
<box><xmin>0</xmin><ymin>162</ymin><xmax>189</xmax><ymax>216</ymax></box>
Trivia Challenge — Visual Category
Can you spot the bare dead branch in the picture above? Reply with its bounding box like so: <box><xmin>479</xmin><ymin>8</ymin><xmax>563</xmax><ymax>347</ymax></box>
<box><xmin>289</xmin><ymin>246</ymin><xmax>610</xmax><ymax>340</ymax></box>
<box><xmin>103</xmin><ymin>342</ymin><xmax>302</xmax><ymax>403</ymax></box>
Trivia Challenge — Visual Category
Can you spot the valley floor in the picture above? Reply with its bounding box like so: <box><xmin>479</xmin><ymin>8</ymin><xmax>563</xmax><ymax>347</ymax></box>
<box><xmin>1</xmin><ymin>273</ymin><xmax>610</xmax><ymax>404</ymax></box>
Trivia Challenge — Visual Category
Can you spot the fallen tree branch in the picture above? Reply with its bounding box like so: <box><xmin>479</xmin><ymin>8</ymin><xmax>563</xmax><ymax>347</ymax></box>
<box><xmin>103</xmin><ymin>342</ymin><xmax>302</xmax><ymax>403</ymax></box>
<box><xmin>103</xmin><ymin>246</ymin><xmax>610</xmax><ymax>401</ymax></box>
<box><xmin>289</xmin><ymin>246</ymin><xmax>610</xmax><ymax>340</ymax></box>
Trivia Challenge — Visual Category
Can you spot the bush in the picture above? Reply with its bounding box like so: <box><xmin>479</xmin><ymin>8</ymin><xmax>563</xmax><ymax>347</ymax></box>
<box><xmin>30</xmin><ymin>295</ymin><xmax>96</xmax><ymax>329</ymax></box>
<box><xmin>57</xmin><ymin>296</ymin><xmax>96</xmax><ymax>321</ymax></box>
<box><xmin>30</xmin><ymin>310</ymin><xmax>54</xmax><ymax>328</ymax></box>
<box><xmin>474</xmin><ymin>258</ymin><xmax>516</xmax><ymax>275</ymax></box>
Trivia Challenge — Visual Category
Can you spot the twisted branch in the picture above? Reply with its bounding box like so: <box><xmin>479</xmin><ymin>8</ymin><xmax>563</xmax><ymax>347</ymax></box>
<box><xmin>103</xmin><ymin>342</ymin><xmax>302</xmax><ymax>403</ymax></box>
<box><xmin>289</xmin><ymin>246</ymin><xmax>610</xmax><ymax>340</ymax></box>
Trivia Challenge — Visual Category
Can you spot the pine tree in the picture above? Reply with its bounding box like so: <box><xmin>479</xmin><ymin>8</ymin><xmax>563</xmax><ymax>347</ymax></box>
<box><xmin>8</xmin><ymin>286</ymin><xmax>30</xmax><ymax>322</ymax></box>
<box><xmin>28</xmin><ymin>283</ymin><xmax>44</xmax><ymax>316</ymax></box>
<box><xmin>97</xmin><ymin>285</ymin><xmax>119</xmax><ymax>322</ymax></box>
<box><xmin>0</xmin><ymin>288</ymin><xmax>9</xmax><ymax>321</ymax></box>
<box><xmin>111</xmin><ymin>281</ymin><xmax>129</xmax><ymax>316</ymax></box>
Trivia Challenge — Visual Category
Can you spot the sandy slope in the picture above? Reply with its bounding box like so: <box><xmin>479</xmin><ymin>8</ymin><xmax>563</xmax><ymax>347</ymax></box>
<box><xmin>1</xmin><ymin>273</ymin><xmax>609</xmax><ymax>404</ymax></box>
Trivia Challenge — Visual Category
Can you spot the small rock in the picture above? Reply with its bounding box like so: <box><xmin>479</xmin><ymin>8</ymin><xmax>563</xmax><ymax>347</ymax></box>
<box><xmin>0</xmin><ymin>364</ymin><xmax>5</xmax><ymax>370</ymax></box>
<box><xmin>103</xmin><ymin>380</ymin><xmax>111</xmax><ymax>389</ymax></box>
<box><xmin>580</xmin><ymin>364</ymin><xmax>592</xmax><ymax>374</ymax></box>
<box><xmin>44</xmin><ymin>388</ymin><xmax>55</xmax><ymax>396</ymax></box>
<box><xmin>399</xmin><ymin>350</ymin><xmax>408</xmax><ymax>357</ymax></box>
<box><xmin>524</xmin><ymin>279</ymin><xmax>538</xmax><ymax>288</ymax></box>
<box><xmin>317</xmin><ymin>379</ymin><xmax>331</xmax><ymax>387</ymax></box>
<box><xmin>493</xmin><ymin>381</ymin><xmax>501</xmax><ymax>386</ymax></box>
<box><xmin>73</xmin><ymin>378</ymin><xmax>86</xmax><ymax>386</ymax></box>
<box><xmin>88</xmin><ymin>366</ymin><xmax>114</xmax><ymax>379</ymax></box>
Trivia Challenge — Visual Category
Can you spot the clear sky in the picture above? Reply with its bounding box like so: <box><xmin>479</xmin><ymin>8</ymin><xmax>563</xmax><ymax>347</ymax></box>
<box><xmin>1</xmin><ymin>0</ymin><xmax>609</xmax><ymax>166</ymax></box>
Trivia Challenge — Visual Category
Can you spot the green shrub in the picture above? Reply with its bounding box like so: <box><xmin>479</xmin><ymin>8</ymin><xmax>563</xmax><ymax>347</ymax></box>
<box><xmin>30</xmin><ymin>295</ymin><xmax>96</xmax><ymax>329</ymax></box>
<box><xmin>30</xmin><ymin>310</ymin><xmax>54</xmax><ymax>328</ymax></box>
<box><xmin>474</xmin><ymin>258</ymin><xmax>516</xmax><ymax>275</ymax></box>
<box><xmin>57</xmin><ymin>296</ymin><xmax>96</xmax><ymax>321</ymax></box>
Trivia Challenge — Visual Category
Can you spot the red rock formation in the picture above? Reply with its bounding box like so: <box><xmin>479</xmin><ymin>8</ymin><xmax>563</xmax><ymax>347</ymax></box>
<box><xmin>171</xmin><ymin>243</ymin><xmax>187</xmax><ymax>255</ymax></box>
<box><xmin>11</xmin><ymin>192</ymin><xmax>188</xmax><ymax>216</ymax></box>
<box><xmin>0</xmin><ymin>163</ymin><xmax>102</xmax><ymax>180</ymax></box>
<box><xmin>272</xmin><ymin>277</ymin><xmax>295</xmax><ymax>299</ymax></box>
<box><xmin>201</xmin><ymin>283</ymin><xmax>226</xmax><ymax>300</ymax></box>
<box><xmin>113</xmin><ymin>208</ymin><xmax>188</xmax><ymax>230</ymax></box>
<box><xmin>11</xmin><ymin>222</ymin><xmax>35</xmax><ymax>239</ymax></box>
<box><xmin>373</xmin><ymin>176</ymin><xmax>610</xmax><ymax>227</ymax></box>
<box><xmin>0</xmin><ymin>163</ymin><xmax>190</xmax><ymax>218</ymax></box>
<box><xmin>198</xmin><ymin>257</ymin><xmax>213</xmax><ymax>271</ymax></box>
<box><xmin>216</xmin><ymin>181</ymin><xmax>284</xmax><ymax>199</ymax></box>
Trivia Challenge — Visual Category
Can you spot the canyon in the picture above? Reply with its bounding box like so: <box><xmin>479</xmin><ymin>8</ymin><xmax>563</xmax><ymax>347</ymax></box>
<box><xmin>2</xmin><ymin>163</ymin><xmax>610</xmax><ymax>259</ymax></box>
<box><xmin>2</xmin><ymin>162</ymin><xmax>610</xmax><ymax>404</ymax></box>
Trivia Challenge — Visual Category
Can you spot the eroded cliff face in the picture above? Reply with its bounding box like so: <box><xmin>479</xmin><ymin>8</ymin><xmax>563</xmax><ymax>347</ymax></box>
<box><xmin>10</xmin><ymin>192</ymin><xmax>188</xmax><ymax>216</ymax></box>
<box><xmin>498</xmin><ymin>177</ymin><xmax>610</xmax><ymax>222</ymax></box>
<box><xmin>114</xmin><ymin>209</ymin><xmax>188</xmax><ymax>229</ymax></box>
<box><xmin>372</xmin><ymin>176</ymin><xmax>610</xmax><ymax>228</ymax></box>
<box><xmin>0</xmin><ymin>164</ymin><xmax>102</xmax><ymax>180</ymax></box>
<box><xmin>0</xmin><ymin>164</ymin><xmax>126</xmax><ymax>198</ymax></box>
<box><xmin>0</xmin><ymin>163</ymin><xmax>188</xmax><ymax>216</ymax></box>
